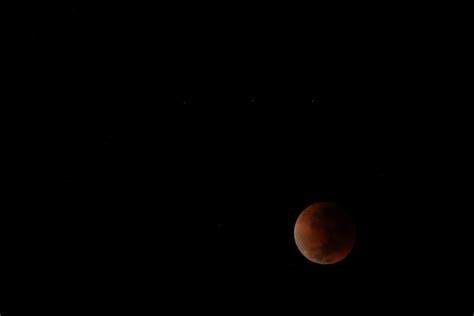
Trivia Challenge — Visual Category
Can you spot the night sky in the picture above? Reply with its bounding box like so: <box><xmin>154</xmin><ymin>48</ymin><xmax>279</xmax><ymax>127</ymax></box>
<box><xmin>10</xmin><ymin>3</ymin><xmax>472</xmax><ymax>315</ymax></box>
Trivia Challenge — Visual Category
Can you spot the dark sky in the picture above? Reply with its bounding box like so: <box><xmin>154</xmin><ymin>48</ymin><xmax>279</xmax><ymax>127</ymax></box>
<box><xmin>9</xmin><ymin>3</ymin><xmax>472</xmax><ymax>315</ymax></box>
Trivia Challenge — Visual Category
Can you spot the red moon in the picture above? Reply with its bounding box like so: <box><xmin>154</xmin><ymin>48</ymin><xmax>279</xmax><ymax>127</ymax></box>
<box><xmin>294</xmin><ymin>202</ymin><xmax>356</xmax><ymax>264</ymax></box>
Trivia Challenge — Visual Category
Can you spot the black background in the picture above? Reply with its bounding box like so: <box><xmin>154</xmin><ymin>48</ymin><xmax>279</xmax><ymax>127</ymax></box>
<box><xmin>5</xmin><ymin>3</ymin><xmax>472</xmax><ymax>314</ymax></box>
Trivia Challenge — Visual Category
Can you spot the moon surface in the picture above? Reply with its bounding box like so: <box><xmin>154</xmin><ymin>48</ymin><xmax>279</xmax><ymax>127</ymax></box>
<box><xmin>294</xmin><ymin>202</ymin><xmax>356</xmax><ymax>264</ymax></box>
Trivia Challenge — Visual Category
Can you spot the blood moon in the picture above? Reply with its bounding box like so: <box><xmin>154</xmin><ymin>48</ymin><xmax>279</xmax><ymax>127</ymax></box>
<box><xmin>294</xmin><ymin>202</ymin><xmax>356</xmax><ymax>264</ymax></box>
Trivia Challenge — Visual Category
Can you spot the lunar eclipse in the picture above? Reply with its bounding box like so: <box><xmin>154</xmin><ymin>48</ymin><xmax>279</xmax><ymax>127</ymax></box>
<box><xmin>294</xmin><ymin>202</ymin><xmax>356</xmax><ymax>264</ymax></box>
